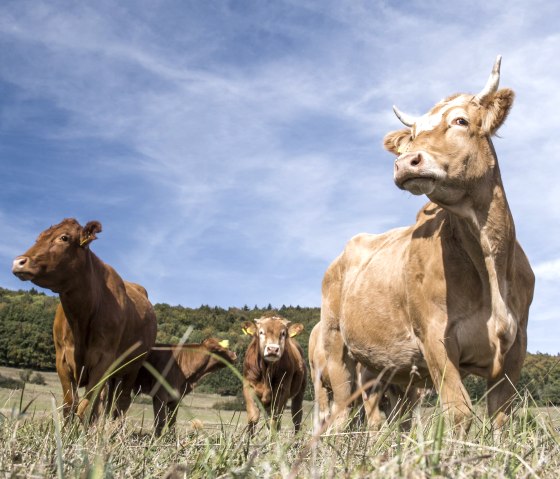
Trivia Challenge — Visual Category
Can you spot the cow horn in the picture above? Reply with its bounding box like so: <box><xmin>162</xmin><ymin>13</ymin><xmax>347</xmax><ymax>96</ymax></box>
<box><xmin>392</xmin><ymin>105</ymin><xmax>417</xmax><ymax>127</ymax></box>
<box><xmin>475</xmin><ymin>55</ymin><xmax>502</xmax><ymax>102</ymax></box>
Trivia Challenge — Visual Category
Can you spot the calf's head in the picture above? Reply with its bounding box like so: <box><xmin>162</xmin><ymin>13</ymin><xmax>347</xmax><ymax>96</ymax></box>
<box><xmin>384</xmin><ymin>56</ymin><xmax>514</xmax><ymax>208</ymax></box>
<box><xmin>242</xmin><ymin>316</ymin><xmax>304</xmax><ymax>363</ymax></box>
<box><xmin>200</xmin><ymin>338</ymin><xmax>238</xmax><ymax>369</ymax></box>
<box><xmin>12</xmin><ymin>219</ymin><xmax>102</xmax><ymax>293</ymax></box>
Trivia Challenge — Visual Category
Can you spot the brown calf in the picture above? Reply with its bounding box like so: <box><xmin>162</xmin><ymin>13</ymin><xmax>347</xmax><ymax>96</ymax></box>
<box><xmin>12</xmin><ymin>219</ymin><xmax>157</xmax><ymax>422</ymax></box>
<box><xmin>242</xmin><ymin>315</ymin><xmax>307</xmax><ymax>434</ymax></box>
<box><xmin>134</xmin><ymin>338</ymin><xmax>237</xmax><ymax>436</ymax></box>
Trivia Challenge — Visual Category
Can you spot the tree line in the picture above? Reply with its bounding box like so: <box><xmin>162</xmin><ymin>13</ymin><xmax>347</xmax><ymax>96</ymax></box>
<box><xmin>1</xmin><ymin>286</ymin><xmax>559</xmax><ymax>405</ymax></box>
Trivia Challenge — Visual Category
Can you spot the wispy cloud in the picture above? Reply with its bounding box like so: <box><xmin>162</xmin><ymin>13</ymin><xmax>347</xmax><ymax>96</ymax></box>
<box><xmin>1</xmin><ymin>0</ymin><xmax>559</xmax><ymax>351</ymax></box>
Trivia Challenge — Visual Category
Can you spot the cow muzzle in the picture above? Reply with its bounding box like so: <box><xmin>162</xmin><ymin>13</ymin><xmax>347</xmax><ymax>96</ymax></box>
<box><xmin>263</xmin><ymin>344</ymin><xmax>282</xmax><ymax>362</ymax></box>
<box><xmin>12</xmin><ymin>256</ymin><xmax>35</xmax><ymax>281</ymax></box>
<box><xmin>394</xmin><ymin>151</ymin><xmax>443</xmax><ymax>196</ymax></box>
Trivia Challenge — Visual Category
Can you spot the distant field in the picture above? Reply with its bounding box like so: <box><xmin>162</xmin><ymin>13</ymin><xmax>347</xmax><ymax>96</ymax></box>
<box><xmin>0</xmin><ymin>366</ymin><xmax>314</xmax><ymax>432</ymax></box>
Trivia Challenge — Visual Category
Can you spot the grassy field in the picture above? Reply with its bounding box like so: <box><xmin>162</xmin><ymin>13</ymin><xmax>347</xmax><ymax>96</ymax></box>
<box><xmin>1</xmin><ymin>366</ymin><xmax>560</xmax><ymax>478</ymax></box>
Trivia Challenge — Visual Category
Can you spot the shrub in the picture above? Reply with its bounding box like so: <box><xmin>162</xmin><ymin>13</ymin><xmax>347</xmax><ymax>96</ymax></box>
<box><xmin>0</xmin><ymin>373</ymin><xmax>24</xmax><ymax>389</ymax></box>
<box><xmin>212</xmin><ymin>399</ymin><xmax>245</xmax><ymax>411</ymax></box>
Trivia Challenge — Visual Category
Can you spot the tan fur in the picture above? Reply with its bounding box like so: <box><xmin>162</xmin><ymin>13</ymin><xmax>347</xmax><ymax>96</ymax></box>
<box><xmin>310</xmin><ymin>322</ymin><xmax>412</xmax><ymax>429</ymax></box>
<box><xmin>13</xmin><ymin>219</ymin><xmax>157</xmax><ymax>423</ymax></box>
<box><xmin>321</xmin><ymin>65</ymin><xmax>534</xmax><ymax>431</ymax></box>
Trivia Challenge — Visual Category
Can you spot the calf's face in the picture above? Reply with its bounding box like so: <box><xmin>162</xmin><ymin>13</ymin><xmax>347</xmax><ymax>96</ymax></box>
<box><xmin>12</xmin><ymin>219</ymin><xmax>102</xmax><ymax>293</ymax></box>
<box><xmin>242</xmin><ymin>316</ymin><xmax>304</xmax><ymax>363</ymax></box>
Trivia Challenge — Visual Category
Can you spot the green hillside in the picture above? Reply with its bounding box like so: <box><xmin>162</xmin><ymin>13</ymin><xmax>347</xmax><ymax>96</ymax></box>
<box><xmin>1</xmin><ymin>286</ymin><xmax>559</xmax><ymax>404</ymax></box>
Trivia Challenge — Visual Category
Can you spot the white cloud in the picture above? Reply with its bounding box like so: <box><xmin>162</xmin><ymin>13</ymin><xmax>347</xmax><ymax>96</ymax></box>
<box><xmin>534</xmin><ymin>259</ymin><xmax>560</xmax><ymax>281</ymax></box>
<box><xmin>0</xmin><ymin>0</ymin><xmax>559</xmax><ymax>350</ymax></box>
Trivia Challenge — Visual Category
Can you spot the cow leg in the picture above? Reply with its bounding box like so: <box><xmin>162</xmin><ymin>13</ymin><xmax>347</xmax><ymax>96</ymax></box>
<box><xmin>389</xmin><ymin>385</ymin><xmax>418</xmax><ymax>431</ymax></box>
<box><xmin>165</xmin><ymin>400</ymin><xmax>180</xmax><ymax>434</ymax></box>
<box><xmin>269</xmin><ymin>385</ymin><xmax>289</xmax><ymax>432</ymax></box>
<box><xmin>243</xmin><ymin>384</ymin><xmax>260</xmax><ymax>435</ymax></box>
<box><xmin>152</xmin><ymin>396</ymin><xmax>167</xmax><ymax>437</ymax></box>
<box><xmin>486</xmin><ymin>330</ymin><xmax>526</xmax><ymax>428</ymax></box>
<box><xmin>325</xmin><ymin>330</ymin><xmax>356</xmax><ymax>429</ymax></box>
<box><xmin>424</xmin><ymin>334</ymin><xmax>472</xmax><ymax>432</ymax></box>
<box><xmin>362</xmin><ymin>387</ymin><xmax>385</xmax><ymax>430</ymax></box>
<box><xmin>291</xmin><ymin>385</ymin><xmax>306</xmax><ymax>433</ymax></box>
<box><xmin>56</xmin><ymin>353</ymin><xmax>78</xmax><ymax>419</ymax></box>
<box><xmin>76</xmin><ymin>355</ymin><xmax>115</xmax><ymax>424</ymax></box>
<box><xmin>112</xmin><ymin>373</ymin><xmax>137</xmax><ymax>419</ymax></box>
<box><xmin>311</xmin><ymin>367</ymin><xmax>331</xmax><ymax>426</ymax></box>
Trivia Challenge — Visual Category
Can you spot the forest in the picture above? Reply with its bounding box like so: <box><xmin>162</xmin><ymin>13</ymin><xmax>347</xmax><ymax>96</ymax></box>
<box><xmin>1</xmin><ymin>286</ymin><xmax>559</xmax><ymax>405</ymax></box>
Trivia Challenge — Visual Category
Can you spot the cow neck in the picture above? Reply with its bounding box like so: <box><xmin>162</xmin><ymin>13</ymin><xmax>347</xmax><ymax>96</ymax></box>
<box><xmin>58</xmin><ymin>249</ymin><xmax>103</xmax><ymax>336</ymax></box>
<box><xmin>445</xmin><ymin>152</ymin><xmax>517</xmax><ymax>373</ymax></box>
<box><xmin>180</xmin><ymin>347</ymin><xmax>212</xmax><ymax>383</ymax></box>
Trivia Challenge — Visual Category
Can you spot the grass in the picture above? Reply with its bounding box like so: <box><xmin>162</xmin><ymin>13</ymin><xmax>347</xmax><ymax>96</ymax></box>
<box><xmin>1</xmin><ymin>366</ymin><xmax>559</xmax><ymax>478</ymax></box>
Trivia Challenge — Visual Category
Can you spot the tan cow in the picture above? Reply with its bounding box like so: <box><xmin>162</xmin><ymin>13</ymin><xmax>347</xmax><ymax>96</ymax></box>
<box><xmin>242</xmin><ymin>315</ymin><xmax>307</xmax><ymax>434</ymax></box>
<box><xmin>320</xmin><ymin>57</ymin><xmax>534</xmax><ymax>430</ymax></box>
<box><xmin>12</xmin><ymin>219</ymin><xmax>157</xmax><ymax>422</ymax></box>
<box><xmin>134</xmin><ymin>338</ymin><xmax>237</xmax><ymax>436</ymax></box>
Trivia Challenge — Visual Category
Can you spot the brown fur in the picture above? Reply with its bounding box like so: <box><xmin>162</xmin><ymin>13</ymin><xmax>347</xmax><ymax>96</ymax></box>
<box><xmin>320</xmin><ymin>62</ymin><xmax>534</xmax><ymax>431</ymax></box>
<box><xmin>242</xmin><ymin>315</ymin><xmax>307</xmax><ymax>434</ymax></box>
<box><xmin>134</xmin><ymin>338</ymin><xmax>237</xmax><ymax>436</ymax></box>
<box><xmin>12</xmin><ymin>218</ymin><xmax>157</xmax><ymax>423</ymax></box>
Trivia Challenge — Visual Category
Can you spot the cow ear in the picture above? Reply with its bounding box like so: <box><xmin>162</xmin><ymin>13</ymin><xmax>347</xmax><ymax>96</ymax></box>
<box><xmin>480</xmin><ymin>88</ymin><xmax>514</xmax><ymax>136</ymax></box>
<box><xmin>288</xmin><ymin>323</ymin><xmax>304</xmax><ymax>338</ymax></box>
<box><xmin>383</xmin><ymin>128</ymin><xmax>412</xmax><ymax>155</ymax></box>
<box><xmin>242</xmin><ymin>321</ymin><xmax>257</xmax><ymax>336</ymax></box>
<box><xmin>80</xmin><ymin>221</ymin><xmax>102</xmax><ymax>247</ymax></box>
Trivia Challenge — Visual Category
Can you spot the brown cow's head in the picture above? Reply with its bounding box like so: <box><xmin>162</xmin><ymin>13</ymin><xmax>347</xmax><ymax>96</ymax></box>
<box><xmin>384</xmin><ymin>56</ymin><xmax>514</xmax><ymax>209</ymax></box>
<box><xmin>242</xmin><ymin>316</ymin><xmax>304</xmax><ymax>363</ymax></box>
<box><xmin>200</xmin><ymin>338</ymin><xmax>238</xmax><ymax>368</ymax></box>
<box><xmin>12</xmin><ymin>219</ymin><xmax>102</xmax><ymax>293</ymax></box>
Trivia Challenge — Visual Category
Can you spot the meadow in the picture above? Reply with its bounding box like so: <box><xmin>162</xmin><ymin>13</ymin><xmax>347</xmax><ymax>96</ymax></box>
<box><xmin>1</xmin><ymin>366</ymin><xmax>559</xmax><ymax>478</ymax></box>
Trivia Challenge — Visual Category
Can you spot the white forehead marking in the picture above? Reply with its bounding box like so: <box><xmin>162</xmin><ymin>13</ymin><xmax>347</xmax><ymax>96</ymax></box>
<box><xmin>414</xmin><ymin>95</ymin><xmax>471</xmax><ymax>135</ymax></box>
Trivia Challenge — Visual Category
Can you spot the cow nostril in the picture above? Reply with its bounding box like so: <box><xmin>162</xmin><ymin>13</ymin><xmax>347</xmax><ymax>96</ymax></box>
<box><xmin>18</xmin><ymin>257</ymin><xmax>28</xmax><ymax>266</ymax></box>
<box><xmin>410</xmin><ymin>153</ymin><xmax>423</xmax><ymax>167</ymax></box>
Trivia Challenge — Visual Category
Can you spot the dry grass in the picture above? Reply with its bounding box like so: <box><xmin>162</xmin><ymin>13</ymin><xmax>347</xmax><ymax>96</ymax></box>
<box><xmin>1</xmin><ymin>366</ymin><xmax>559</xmax><ymax>478</ymax></box>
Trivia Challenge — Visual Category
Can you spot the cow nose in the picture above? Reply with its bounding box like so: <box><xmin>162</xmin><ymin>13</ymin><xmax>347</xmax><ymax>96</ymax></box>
<box><xmin>12</xmin><ymin>256</ymin><xmax>28</xmax><ymax>273</ymax></box>
<box><xmin>266</xmin><ymin>345</ymin><xmax>280</xmax><ymax>355</ymax></box>
<box><xmin>395</xmin><ymin>152</ymin><xmax>424</xmax><ymax>171</ymax></box>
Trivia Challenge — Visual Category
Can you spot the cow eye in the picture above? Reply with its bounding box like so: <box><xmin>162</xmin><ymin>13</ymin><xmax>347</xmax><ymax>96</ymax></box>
<box><xmin>452</xmin><ymin>117</ymin><xmax>469</xmax><ymax>127</ymax></box>
<box><xmin>60</xmin><ymin>235</ymin><xmax>69</xmax><ymax>242</ymax></box>
<box><xmin>259</xmin><ymin>330</ymin><xmax>264</xmax><ymax>336</ymax></box>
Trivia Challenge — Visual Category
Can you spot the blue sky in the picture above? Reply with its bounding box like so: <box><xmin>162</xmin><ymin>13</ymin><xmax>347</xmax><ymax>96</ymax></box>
<box><xmin>1</xmin><ymin>1</ymin><xmax>559</xmax><ymax>353</ymax></box>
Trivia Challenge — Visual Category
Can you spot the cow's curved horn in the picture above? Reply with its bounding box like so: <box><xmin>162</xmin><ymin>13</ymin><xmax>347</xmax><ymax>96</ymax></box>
<box><xmin>392</xmin><ymin>105</ymin><xmax>417</xmax><ymax>127</ymax></box>
<box><xmin>475</xmin><ymin>55</ymin><xmax>502</xmax><ymax>102</ymax></box>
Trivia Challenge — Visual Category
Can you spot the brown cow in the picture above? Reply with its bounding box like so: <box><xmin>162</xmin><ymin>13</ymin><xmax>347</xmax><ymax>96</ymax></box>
<box><xmin>320</xmin><ymin>56</ymin><xmax>534</xmax><ymax>431</ymax></box>
<box><xmin>133</xmin><ymin>338</ymin><xmax>237</xmax><ymax>436</ymax></box>
<box><xmin>242</xmin><ymin>315</ymin><xmax>307</xmax><ymax>434</ymax></box>
<box><xmin>12</xmin><ymin>219</ymin><xmax>157</xmax><ymax>422</ymax></box>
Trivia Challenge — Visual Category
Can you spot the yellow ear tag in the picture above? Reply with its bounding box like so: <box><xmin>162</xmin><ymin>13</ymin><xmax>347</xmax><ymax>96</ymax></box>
<box><xmin>242</xmin><ymin>328</ymin><xmax>250</xmax><ymax>336</ymax></box>
<box><xmin>79</xmin><ymin>236</ymin><xmax>89</xmax><ymax>246</ymax></box>
<box><xmin>218</xmin><ymin>340</ymin><xmax>229</xmax><ymax>348</ymax></box>
<box><xmin>397</xmin><ymin>146</ymin><xmax>403</xmax><ymax>154</ymax></box>
<box><xmin>289</xmin><ymin>330</ymin><xmax>298</xmax><ymax>338</ymax></box>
